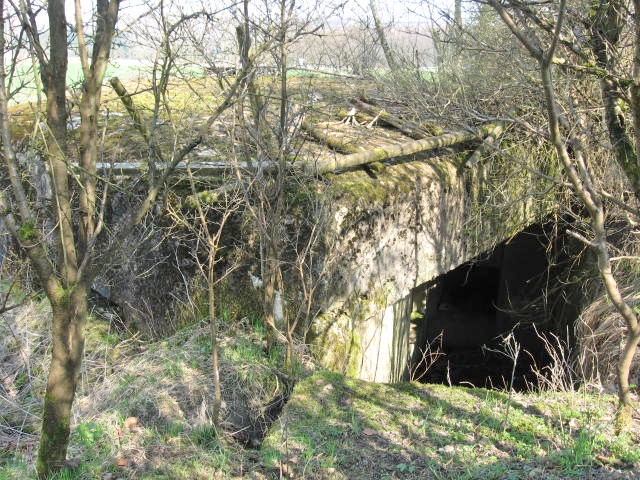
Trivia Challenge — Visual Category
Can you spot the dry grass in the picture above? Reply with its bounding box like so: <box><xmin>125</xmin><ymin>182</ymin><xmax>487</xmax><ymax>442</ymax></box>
<box><xmin>576</xmin><ymin>285</ymin><xmax>640</xmax><ymax>392</ymax></box>
<box><xmin>0</xmin><ymin>297</ymin><xmax>289</xmax><ymax>478</ymax></box>
<box><xmin>0</xmin><ymin>300</ymin><xmax>49</xmax><ymax>435</ymax></box>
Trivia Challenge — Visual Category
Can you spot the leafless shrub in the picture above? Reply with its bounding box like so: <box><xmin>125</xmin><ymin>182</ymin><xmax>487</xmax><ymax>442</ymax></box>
<box><xmin>408</xmin><ymin>332</ymin><xmax>444</xmax><ymax>383</ymax></box>
<box><xmin>529</xmin><ymin>325</ymin><xmax>576</xmax><ymax>393</ymax></box>
<box><xmin>576</xmin><ymin>286</ymin><xmax>640</xmax><ymax>393</ymax></box>
<box><xmin>483</xmin><ymin>329</ymin><xmax>522</xmax><ymax>428</ymax></box>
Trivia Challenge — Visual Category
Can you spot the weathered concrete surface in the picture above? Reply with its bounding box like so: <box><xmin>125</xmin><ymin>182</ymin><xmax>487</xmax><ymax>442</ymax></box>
<box><xmin>95</xmin><ymin>146</ymin><xmax>552</xmax><ymax>379</ymax></box>
<box><xmin>310</xmin><ymin>151</ymin><xmax>551</xmax><ymax>382</ymax></box>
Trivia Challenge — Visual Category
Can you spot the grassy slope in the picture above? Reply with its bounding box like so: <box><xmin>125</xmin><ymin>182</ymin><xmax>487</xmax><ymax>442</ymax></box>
<box><xmin>1</xmin><ymin>301</ymin><xmax>639</xmax><ymax>480</ymax></box>
<box><xmin>264</xmin><ymin>371</ymin><xmax>639</xmax><ymax>479</ymax></box>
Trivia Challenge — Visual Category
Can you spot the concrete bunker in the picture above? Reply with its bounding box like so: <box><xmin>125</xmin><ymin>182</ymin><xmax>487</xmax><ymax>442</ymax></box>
<box><xmin>407</xmin><ymin>223</ymin><xmax>581</xmax><ymax>390</ymax></box>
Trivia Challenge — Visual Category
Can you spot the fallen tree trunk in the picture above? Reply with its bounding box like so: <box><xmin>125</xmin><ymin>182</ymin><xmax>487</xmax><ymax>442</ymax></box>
<box><xmin>462</xmin><ymin>122</ymin><xmax>507</xmax><ymax>170</ymax></box>
<box><xmin>301</xmin><ymin>121</ymin><xmax>361</xmax><ymax>154</ymax></box>
<box><xmin>305</xmin><ymin>125</ymin><xmax>500</xmax><ymax>175</ymax></box>
<box><xmin>349</xmin><ymin>99</ymin><xmax>428</xmax><ymax>139</ymax></box>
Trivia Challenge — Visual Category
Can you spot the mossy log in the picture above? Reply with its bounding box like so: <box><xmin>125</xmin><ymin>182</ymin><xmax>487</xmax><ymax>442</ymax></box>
<box><xmin>349</xmin><ymin>99</ymin><xmax>428</xmax><ymax>139</ymax></box>
<box><xmin>305</xmin><ymin>125</ymin><xmax>500</xmax><ymax>175</ymax></box>
<box><xmin>462</xmin><ymin>122</ymin><xmax>506</xmax><ymax>170</ymax></box>
<box><xmin>109</xmin><ymin>77</ymin><xmax>151</xmax><ymax>142</ymax></box>
<box><xmin>301</xmin><ymin>121</ymin><xmax>361</xmax><ymax>154</ymax></box>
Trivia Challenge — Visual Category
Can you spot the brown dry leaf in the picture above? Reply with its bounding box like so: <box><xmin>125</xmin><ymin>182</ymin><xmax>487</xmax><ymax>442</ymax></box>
<box><xmin>116</xmin><ymin>456</ymin><xmax>130</xmax><ymax>468</ymax></box>
<box><xmin>362</xmin><ymin>427</ymin><xmax>377</xmax><ymax>436</ymax></box>
<box><xmin>123</xmin><ymin>416</ymin><xmax>139</xmax><ymax>429</ymax></box>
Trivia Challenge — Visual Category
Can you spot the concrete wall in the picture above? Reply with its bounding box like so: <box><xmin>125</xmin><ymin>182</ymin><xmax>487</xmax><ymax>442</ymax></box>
<box><xmin>310</xmin><ymin>152</ymin><xmax>550</xmax><ymax>382</ymax></box>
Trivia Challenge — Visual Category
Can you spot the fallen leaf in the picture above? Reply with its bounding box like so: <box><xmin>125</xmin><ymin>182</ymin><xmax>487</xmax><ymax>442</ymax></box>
<box><xmin>124</xmin><ymin>417</ymin><xmax>139</xmax><ymax>429</ymax></box>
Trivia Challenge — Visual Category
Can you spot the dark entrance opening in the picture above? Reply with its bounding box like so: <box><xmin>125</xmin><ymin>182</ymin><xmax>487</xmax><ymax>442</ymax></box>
<box><xmin>408</xmin><ymin>223</ymin><xmax>581</xmax><ymax>390</ymax></box>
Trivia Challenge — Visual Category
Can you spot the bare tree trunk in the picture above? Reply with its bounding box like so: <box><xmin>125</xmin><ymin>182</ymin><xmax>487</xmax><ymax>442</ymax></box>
<box><xmin>631</xmin><ymin>0</ymin><xmax>640</xmax><ymax>183</ymax></box>
<box><xmin>3</xmin><ymin>0</ymin><xmax>239</xmax><ymax>475</ymax></box>
<box><xmin>237</xmin><ymin>0</ymin><xmax>265</xmax><ymax>133</ymax></box>
<box><xmin>369</xmin><ymin>0</ymin><xmax>398</xmax><ymax>71</ymax></box>
<box><xmin>35</xmin><ymin>2</ymin><xmax>120</xmax><ymax>476</ymax></box>
<box><xmin>490</xmin><ymin>0</ymin><xmax>640</xmax><ymax>431</ymax></box>
<box><xmin>208</xmin><ymin>250</ymin><xmax>222</xmax><ymax>426</ymax></box>
<box><xmin>76</xmin><ymin>0</ymin><xmax>118</xmax><ymax>248</ymax></box>
<box><xmin>589</xmin><ymin>0</ymin><xmax>640</xmax><ymax>202</ymax></box>
<box><xmin>178</xmin><ymin>163</ymin><xmax>240</xmax><ymax>428</ymax></box>
<box><xmin>36</xmin><ymin>2</ymin><xmax>82</xmax><ymax>475</ymax></box>
<box><xmin>37</xmin><ymin>284</ymin><xmax>88</xmax><ymax>476</ymax></box>
<box><xmin>583</xmin><ymin>0</ymin><xmax>640</xmax><ymax>427</ymax></box>
<box><xmin>617</xmin><ymin>328</ymin><xmax>640</xmax><ymax>426</ymax></box>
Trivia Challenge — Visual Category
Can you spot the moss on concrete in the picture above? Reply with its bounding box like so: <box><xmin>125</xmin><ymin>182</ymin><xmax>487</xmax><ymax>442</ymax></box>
<box><xmin>310</xmin><ymin>282</ymin><xmax>394</xmax><ymax>379</ymax></box>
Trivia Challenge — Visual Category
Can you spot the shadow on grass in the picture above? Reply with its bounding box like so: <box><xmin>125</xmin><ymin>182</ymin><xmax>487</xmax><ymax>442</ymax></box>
<box><xmin>261</xmin><ymin>371</ymin><xmax>635</xmax><ymax>480</ymax></box>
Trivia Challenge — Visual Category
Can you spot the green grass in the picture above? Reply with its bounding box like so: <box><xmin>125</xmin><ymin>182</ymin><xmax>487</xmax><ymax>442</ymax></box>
<box><xmin>2</xmin><ymin>369</ymin><xmax>637</xmax><ymax>480</ymax></box>
<box><xmin>0</xmin><ymin>460</ymin><xmax>30</xmax><ymax>480</ymax></box>
<box><xmin>261</xmin><ymin>371</ymin><xmax>639</xmax><ymax>479</ymax></box>
<box><xmin>1</xmin><ymin>301</ymin><xmax>638</xmax><ymax>480</ymax></box>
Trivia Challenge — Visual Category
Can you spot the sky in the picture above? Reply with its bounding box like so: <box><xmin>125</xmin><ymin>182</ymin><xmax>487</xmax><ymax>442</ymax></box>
<box><xmin>58</xmin><ymin>0</ymin><xmax>461</xmax><ymax>33</ymax></box>
<box><xmin>323</xmin><ymin>0</ymin><xmax>457</xmax><ymax>25</ymax></box>
<box><xmin>105</xmin><ymin>0</ymin><xmax>459</xmax><ymax>25</ymax></box>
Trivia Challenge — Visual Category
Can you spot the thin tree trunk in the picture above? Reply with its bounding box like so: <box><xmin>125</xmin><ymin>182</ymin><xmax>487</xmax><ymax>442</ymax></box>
<box><xmin>369</xmin><ymin>0</ymin><xmax>398</xmax><ymax>71</ymax></box>
<box><xmin>588</xmin><ymin>0</ymin><xmax>640</xmax><ymax>202</ymax></box>
<box><xmin>586</xmin><ymin>0</ymin><xmax>640</xmax><ymax>428</ymax></box>
<box><xmin>237</xmin><ymin>1</ymin><xmax>265</xmax><ymax>132</ymax></box>
<box><xmin>631</xmin><ymin>0</ymin><xmax>640</xmax><ymax>189</ymax></box>
<box><xmin>616</xmin><ymin>328</ymin><xmax>640</xmax><ymax>426</ymax></box>
<box><xmin>37</xmin><ymin>283</ymin><xmax>88</xmax><ymax>477</ymax></box>
<box><xmin>76</xmin><ymin>0</ymin><xmax>118</xmax><ymax>252</ymax></box>
<box><xmin>36</xmin><ymin>3</ymin><xmax>83</xmax><ymax>474</ymax></box>
<box><xmin>35</xmin><ymin>1</ymin><xmax>120</xmax><ymax>476</ymax></box>
<box><xmin>78</xmin><ymin>89</ymin><xmax>99</xmax><ymax>244</ymax></box>
<box><xmin>262</xmin><ymin>244</ymin><xmax>286</xmax><ymax>348</ymax></box>
<box><xmin>208</xmin><ymin>249</ymin><xmax>222</xmax><ymax>426</ymax></box>
<box><xmin>536</xmin><ymin>3</ymin><xmax>640</xmax><ymax>431</ymax></box>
